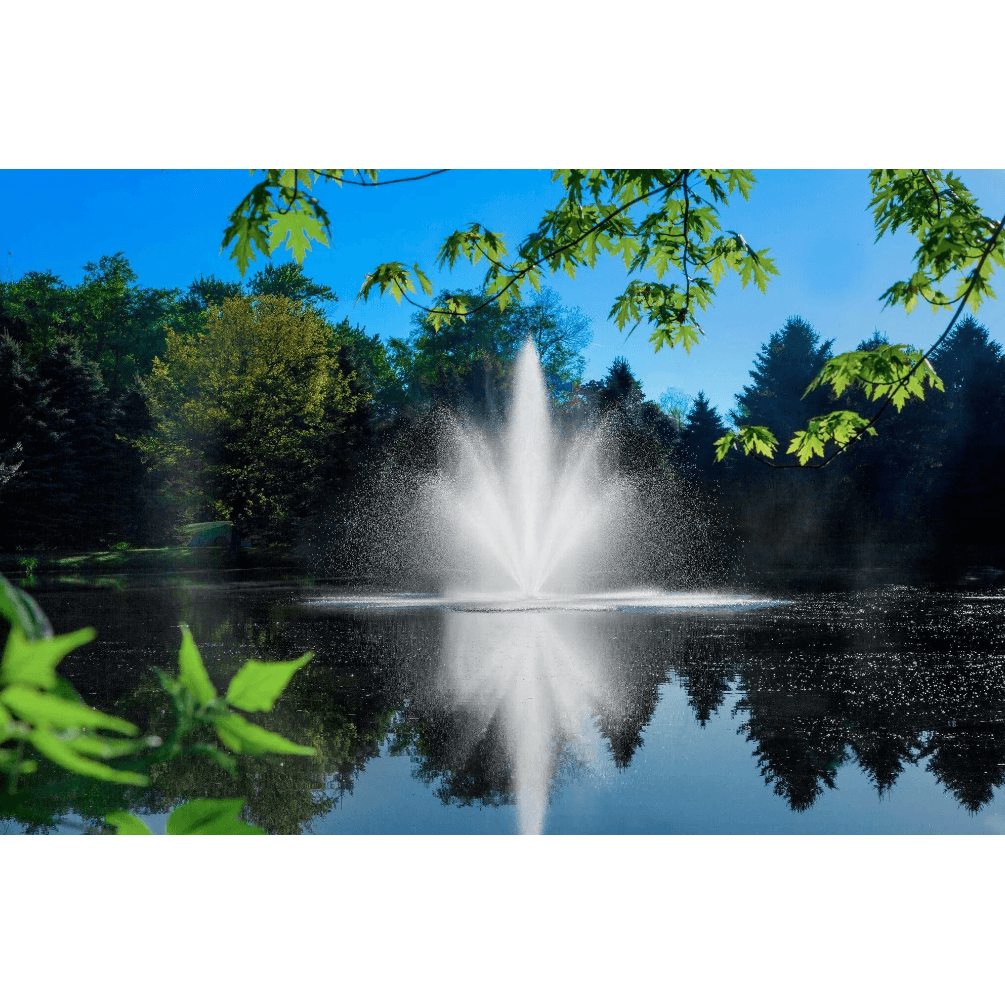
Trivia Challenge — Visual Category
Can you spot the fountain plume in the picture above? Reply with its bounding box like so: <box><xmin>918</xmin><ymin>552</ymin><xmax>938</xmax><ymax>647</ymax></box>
<box><xmin>430</xmin><ymin>341</ymin><xmax>630</xmax><ymax>597</ymax></box>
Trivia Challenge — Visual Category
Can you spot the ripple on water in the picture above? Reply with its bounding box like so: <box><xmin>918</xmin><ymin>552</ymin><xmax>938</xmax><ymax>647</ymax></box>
<box><xmin>303</xmin><ymin>590</ymin><xmax>788</xmax><ymax>614</ymax></box>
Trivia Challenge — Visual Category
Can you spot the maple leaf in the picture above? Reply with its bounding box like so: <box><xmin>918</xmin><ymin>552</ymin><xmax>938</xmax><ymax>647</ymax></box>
<box><xmin>268</xmin><ymin>205</ymin><xmax>330</xmax><ymax>265</ymax></box>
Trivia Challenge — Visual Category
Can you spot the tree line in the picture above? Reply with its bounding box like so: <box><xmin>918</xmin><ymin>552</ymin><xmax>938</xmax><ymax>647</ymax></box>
<box><xmin>2</xmin><ymin>251</ymin><xmax>1004</xmax><ymax>577</ymax></box>
<box><xmin>0</xmin><ymin>256</ymin><xmax>596</xmax><ymax>552</ymax></box>
<box><xmin>679</xmin><ymin>314</ymin><xmax>1005</xmax><ymax>578</ymax></box>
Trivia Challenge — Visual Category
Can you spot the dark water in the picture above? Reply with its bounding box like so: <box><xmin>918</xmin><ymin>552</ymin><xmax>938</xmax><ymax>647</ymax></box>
<box><xmin>5</xmin><ymin>575</ymin><xmax>1005</xmax><ymax>834</ymax></box>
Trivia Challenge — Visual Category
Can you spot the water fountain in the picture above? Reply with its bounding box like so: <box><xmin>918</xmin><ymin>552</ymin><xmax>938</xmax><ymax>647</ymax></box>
<box><xmin>426</xmin><ymin>340</ymin><xmax>630</xmax><ymax>599</ymax></box>
<box><xmin>313</xmin><ymin>340</ymin><xmax>766</xmax><ymax>832</ymax></box>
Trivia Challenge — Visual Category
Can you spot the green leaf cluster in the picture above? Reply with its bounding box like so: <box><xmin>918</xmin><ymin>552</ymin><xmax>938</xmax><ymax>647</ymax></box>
<box><xmin>719</xmin><ymin>342</ymin><xmax>947</xmax><ymax>465</ymax></box>
<box><xmin>3</xmin><ymin>572</ymin><xmax>317</xmax><ymax>834</ymax></box>
<box><xmin>228</xmin><ymin>169</ymin><xmax>778</xmax><ymax>354</ymax></box>
<box><xmin>806</xmin><ymin>344</ymin><xmax>944</xmax><ymax>410</ymax></box>
<box><xmin>107</xmin><ymin>798</ymin><xmax>264</xmax><ymax>835</ymax></box>
<box><xmin>870</xmin><ymin>170</ymin><xmax>1005</xmax><ymax>315</ymax></box>
<box><xmin>785</xmin><ymin>410</ymin><xmax>878</xmax><ymax>465</ymax></box>
<box><xmin>1</xmin><ymin>572</ymin><xmax>151</xmax><ymax>788</ymax></box>
<box><xmin>714</xmin><ymin>425</ymin><xmax>778</xmax><ymax>461</ymax></box>
<box><xmin>222</xmin><ymin>170</ymin><xmax>345</xmax><ymax>275</ymax></box>
<box><xmin>155</xmin><ymin>624</ymin><xmax>316</xmax><ymax>773</ymax></box>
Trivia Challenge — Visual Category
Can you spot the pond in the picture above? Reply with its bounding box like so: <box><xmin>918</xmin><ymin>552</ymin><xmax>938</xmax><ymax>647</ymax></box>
<box><xmin>5</xmin><ymin>574</ymin><xmax>1005</xmax><ymax>834</ymax></box>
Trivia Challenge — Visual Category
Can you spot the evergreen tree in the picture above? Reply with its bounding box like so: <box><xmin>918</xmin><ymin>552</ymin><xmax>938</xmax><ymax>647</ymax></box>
<box><xmin>681</xmin><ymin>391</ymin><xmax>728</xmax><ymax>479</ymax></box>
<box><xmin>0</xmin><ymin>337</ymin><xmax>128</xmax><ymax>549</ymax></box>
<box><xmin>924</xmin><ymin>316</ymin><xmax>1005</xmax><ymax>547</ymax></box>
<box><xmin>731</xmin><ymin>316</ymin><xmax>834</xmax><ymax>450</ymax></box>
<box><xmin>727</xmin><ymin>318</ymin><xmax>841</xmax><ymax>570</ymax></box>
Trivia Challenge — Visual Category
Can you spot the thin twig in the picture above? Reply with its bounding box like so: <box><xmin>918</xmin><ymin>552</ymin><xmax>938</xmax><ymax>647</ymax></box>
<box><xmin>317</xmin><ymin>169</ymin><xmax>449</xmax><ymax>187</ymax></box>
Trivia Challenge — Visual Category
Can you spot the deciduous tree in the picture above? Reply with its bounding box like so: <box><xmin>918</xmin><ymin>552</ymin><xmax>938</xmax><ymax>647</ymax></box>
<box><xmin>143</xmin><ymin>295</ymin><xmax>361</xmax><ymax>541</ymax></box>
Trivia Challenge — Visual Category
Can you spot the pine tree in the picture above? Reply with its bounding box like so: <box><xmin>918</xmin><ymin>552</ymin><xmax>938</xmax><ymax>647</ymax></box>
<box><xmin>0</xmin><ymin>337</ymin><xmax>127</xmax><ymax>549</ymax></box>
<box><xmin>731</xmin><ymin>316</ymin><xmax>834</xmax><ymax>450</ymax></box>
<box><xmin>727</xmin><ymin>318</ymin><xmax>842</xmax><ymax>571</ymax></box>
<box><xmin>924</xmin><ymin>316</ymin><xmax>1005</xmax><ymax>547</ymax></box>
<box><xmin>681</xmin><ymin>391</ymin><xmax>728</xmax><ymax>479</ymax></box>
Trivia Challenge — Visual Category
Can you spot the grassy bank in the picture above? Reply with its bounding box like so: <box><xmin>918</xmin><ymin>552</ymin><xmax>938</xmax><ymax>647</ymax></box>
<box><xmin>0</xmin><ymin>544</ymin><xmax>299</xmax><ymax>579</ymax></box>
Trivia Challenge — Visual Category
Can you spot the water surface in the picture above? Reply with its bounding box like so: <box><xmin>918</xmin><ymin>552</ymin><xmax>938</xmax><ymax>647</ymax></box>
<box><xmin>5</xmin><ymin>577</ymin><xmax>1005</xmax><ymax>834</ymax></box>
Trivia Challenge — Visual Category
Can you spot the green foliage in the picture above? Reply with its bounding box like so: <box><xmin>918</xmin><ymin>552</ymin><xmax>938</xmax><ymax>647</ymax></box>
<box><xmin>222</xmin><ymin>169</ymin><xmax>1004</xmax><ymax>468</ymax></box>
<box><xmin>106</xmin><ymin>798</ymin><xmax>264</xmax><ymax>835</ymax></box>
<box><xmin>359</xmin><ymin>261</ymin><xmax>429</xmax><ymax>307</ymax></box>
<box><xmin>105</xmin><ymin>810</ymin><xmax>152</xmax><ymax>834</ymax></box>
<box><xmin>714</xmin><ymin>425</ymin><xmax>778</xmax><ymax>461</ymax></box>
<box><xmin>726</xmin><ymin>342</ymin><xmax>947</xmax><ymax>467</ymax></box>
<box><xmin>165</xmin><ymin>798</ymin><xmax>264</xmax><ymax>835</ymax></box>
<box><xmin>143</xmin><ymin>294</ymin><xmax>363</xmax><ymax>540</ymax></box>
<box><xmin>178</xmin><ymin>625</ymin><xmax>216</xmax><ymax>705</ymax></box>
<box><xmin>1</xmin><ymin>571</ymin><xmax>316</xmax><ymax>831</ymax></box>
<box><xmin>680</xmin><ymin>392</ymin><xmax>728</xmax><ymax>478</ymax></box>
<box><xmin>1</xmin><ymin>626</ymin><xmax>96</xmax><ymax>690</ymax></box>
<box><xmin>0</xmin><ymin>573</ymin><xmax>52</xmax><ymax>642</ymax></box>
<box><xmin>214</xmin><ymin>714</ymin><xmax>316</xmax><ymax>756</ymax></box>
<box><xmin>0</xmin><ymin>254</ymin><xmax>179</xmax><ymax>393</ymax></box>
<box><xmin>155</xmin><ymin>622</ymin><xmax>316</xmax><ymax>763</ymax></box>
<box><xmin>269</xmin><ymin>205</ymin><xmax>330</xmax><ymax>263</ymax></box>
<box><xmin>805</xmin><ymin>344</ymin><xmax>944</xmax><ymax>409</ymax></box>
<box><xmin>0</xmin><ymin>335</ymin><xmax>141</xmax><ymax>551</ymax></box>
<box><xmin>0</xmin><ymin>573</ymin><xmax>152</xmax><ymax>789</ymax></box>
<box><xmin>222</xmin><ymin>170</ymin><xmax>345</xmax><ymax>274</ymax></box>
<box><xmin>722</xmin><ymin>174</ymin><xmax>1003</xmax><ymax>466</ymax></box>
<box><xmin>226</xmin><ymin>654</ymin><xmax>314</xmax><ymax>713</ymax></box>
<box><xmin>786</xmin><ymin>411</ymin><xmax>878</xmax><ymax>465</ymax></box>
<box><xmin>3</xmin><ymin>686</ymin><xmax>137</xmax><ymax>735</ymax></box>
<box><xmin>246</xmin><ymin>261</ymin><xmax>337</xmax><ymax>313</ymax></box>
<box><xmin>391</xmin><ymin>287</ymin><xmax>590</xmax><ymax>410</ymax></box>
<box><xmin>869</xmin><ymin>170</ymin><xmax>1005</xmax><ymax>315</ymax></box>
<box><xmin>231</xmin><ymin>169</ymin><xmax>776</xmax><ymax>355</ymax></box>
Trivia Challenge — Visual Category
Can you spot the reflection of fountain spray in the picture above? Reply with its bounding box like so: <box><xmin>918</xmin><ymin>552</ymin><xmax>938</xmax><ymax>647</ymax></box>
<box><xmin>431</xmin><ymin>341</ymin><xmax>629</xmax><ymax>597</ymax></box>
<box><xmin>441</xmin><ymin>610</ymin><xmax>607</xmax><ymax>834</ymax></box>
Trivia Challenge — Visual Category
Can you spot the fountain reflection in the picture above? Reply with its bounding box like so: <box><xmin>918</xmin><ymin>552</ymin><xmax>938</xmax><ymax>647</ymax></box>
<box><xmin>438</xmin><ymin>610</ymin><xmax>610</xmax><ymax>834</ymax></box>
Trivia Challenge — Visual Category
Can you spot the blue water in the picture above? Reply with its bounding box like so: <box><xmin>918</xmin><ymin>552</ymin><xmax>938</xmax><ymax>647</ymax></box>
<box><xmin>6</xmin><ymin>581</ymin><xmax>1005</xmax><ymax>834</ymax></box>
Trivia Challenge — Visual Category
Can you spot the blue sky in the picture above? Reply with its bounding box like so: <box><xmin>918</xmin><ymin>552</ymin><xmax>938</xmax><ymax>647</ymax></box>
<box><xmin>4</xmin><ymin>168</ymin><xmax>1004</xmax><ymax>418</ymax></box>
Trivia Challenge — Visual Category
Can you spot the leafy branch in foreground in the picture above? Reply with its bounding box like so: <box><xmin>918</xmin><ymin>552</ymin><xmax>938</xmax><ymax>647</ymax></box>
<box><xmin>1</xmin><ymin>571</ymin><xmax>316</xmax><ymax>832</ymax></box>
<box><xmin>222</xmin><ymin>169</ymin><xmax>446</xmax><ymax>275</ymax></box>
<box><xmin>224</xmin><ymin>168</ymin><xmax>1004</xmax><ymax>468</ymax></box>
<box><xmin>151</xmin><ymin>624</ymin><xmax>316</xmax><ymax>774</ymax></box>
<box><xmin>107</xmin><ymin>797</ymin><xmax>265</xmax><ymax>835</ymax></box>
<box><xmin>226</xmin><ymin>169</ymin><xmax>778</xmax><ymax>357</ymax></box>
<box><xmin>870</xmin><ymin>170</ymin><xmax>1005</xmax><ymax>314</ymax></box>
<box><xmin>719</xmin><ymin>177</ymin><xmax>1005</xmax><ymax>468</ymax></box>
<box><xmin>1</xmin><ymin>573</ymin><xmax>154</xmax><ymax>791</ymax></box>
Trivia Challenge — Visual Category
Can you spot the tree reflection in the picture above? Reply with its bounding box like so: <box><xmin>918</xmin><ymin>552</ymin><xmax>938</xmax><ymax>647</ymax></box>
<box><xmin>7</xmin><ymin>583</ymin><xmax>1005</xmax><ymax>832</ymax></box>
<box><xmin>393</xmin><ymin>610</ymin><xmax>675</xmax><ymax>832</ymax></box>
<box><xmin>676</xmin><ymin>592</ymin><xmax>1005</xmax><ymax>816</ymax></box>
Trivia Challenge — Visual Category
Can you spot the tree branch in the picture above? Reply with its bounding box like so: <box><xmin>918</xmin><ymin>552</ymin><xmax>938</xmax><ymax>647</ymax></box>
<box><xmin>316</xmin><ymin>169</ymin><xmax>449</xmax><ymax>187</ymax></box>
<box><xmin>382</xmin><ymin>172</ymin><xmax>688</xmax><ymax>321</ymax></box>
<box><xmin>748</xmin><ymin>206</ymin><xmax>1005</xmax><ymax>470</ymax></box>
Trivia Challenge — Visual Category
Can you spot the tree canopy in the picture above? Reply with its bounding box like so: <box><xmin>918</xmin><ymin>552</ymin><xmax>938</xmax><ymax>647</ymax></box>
<box><xmin>221</xmin><ymin>169</ymin><xmax>1005</xmax><ymax>467</ymax></box>
<box><xmin>142</xmin><ymin>295</ymin><xmax>361</xmax><ymax>540</ymax></box>
<box><xmin>388</xmin><ymin>286</ymin><xmax>592</xmax><ymax>413</ymax></box>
